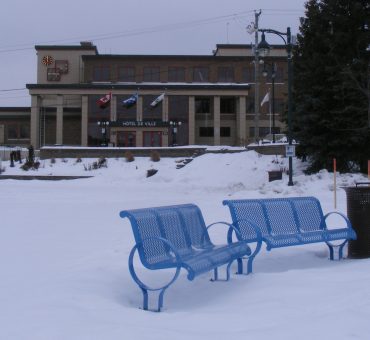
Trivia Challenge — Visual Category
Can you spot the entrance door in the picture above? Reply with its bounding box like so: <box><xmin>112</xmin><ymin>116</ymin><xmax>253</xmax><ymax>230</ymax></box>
<box><xmin>143</xmin><ymin>131</ymin><xmax>162</xmax><ymax>147</ymax></box>
<box><xmin>117</xmin><ymin>131</ymin><xmax>136</xmax><ymax>147</ymax></box>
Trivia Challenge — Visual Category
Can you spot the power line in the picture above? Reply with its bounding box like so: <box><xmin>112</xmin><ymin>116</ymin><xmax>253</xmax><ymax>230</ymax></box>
<box><xmin>0</xmin><ymin>88</ymin><xmax>27</xmax><ymax>92</ymax></box>
<box><xmin>0</xmin><ymin>10</ymin><xmax>255</xmax><ymax>54</ymax></box>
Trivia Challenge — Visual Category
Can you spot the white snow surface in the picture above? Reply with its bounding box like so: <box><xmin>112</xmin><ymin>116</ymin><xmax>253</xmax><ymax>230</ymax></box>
<box><xmin>0</xmin><ymin>150</ymin><xmax>369</xmax><ymax>340</ymax></box>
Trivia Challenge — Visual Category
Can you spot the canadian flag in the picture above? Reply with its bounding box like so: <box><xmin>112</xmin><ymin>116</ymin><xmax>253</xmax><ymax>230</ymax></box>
<box><xmin>97</xmin><ymin>92</ymin><xmax>112</xmax><ymax>109</ymax></box>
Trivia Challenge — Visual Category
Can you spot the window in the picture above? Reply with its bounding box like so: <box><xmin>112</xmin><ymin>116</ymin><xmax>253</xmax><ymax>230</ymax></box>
<box><xmin>168</xmin><ymin>96</ymin><xmax>188</xmax><ymax>121</ymax></box>
<box><xmin>55</xmin><ymin>60</ymin><xmax>68</xmax><ymax>74</ymax></box>
<box><xmin>143</xmin><ymin>67</ymin><xmax>160</xmax><ymax>82</ymax></box>
<box><xmin>274</xmin><ymin>65</ymin><xmax>285</xmax><ymax>83</ymax></box>
<box><xmin>7</xmin><ymin>122</ymin><xmax>30</xmax><ymax>139</ymax></box>
<box><xmin>246</xmin><ymin>98</ymin><xmax>255</xmax><ymax>113</ymax></box>
<box><xmin>168</xmin><ymin>67</ymin><xmax>185</xmax><ymax>82</ymax></box>
<box><xmin>242</xmin><ymin>66</ymin><xmax>254</xmax><ymax>83</ymax></box>
<box><xmin>47</xmin><ymin>68</ymin><xmax>61</xmax><ymax>81</ymax></box>
<box><xmin>220</xmin><ymin>97</ymin><xmax>236</xmax><ymax>114</ymax></box>
<box><xmin>218</xmin><ymin>67</ymin><xmax>234</xmax><ymax>82</ymax></box>
<box><xmin>199</xmin><ymin>127</ymin><xmax>214</xmax><ymax>137</ymax></box>
<box><xmin>195</xmin><ymin>97</ymin><xmax>211</xmax><ymax>113</ymax></box>
<box><xmin>274</xmin><ymin>98</ymin><xmax>286</xmax><ymax>114</ymax></box>
<box><xmin>143</xmin><ymin>95</ymin><xmax>162</xmax><ymax>120</ymax></box>
<box><xmin>93</xmin><ymin>66</ymin><xmax>110</xmax><ymax>81</ymax></box>
<box><xmin>118</xmin><ymin>67</ymin><xmax>135</xmax><ymax>82</ymax></box>
<box><xmin>220</xmin><ymin>127</ymin><xmax>231</xmax><ymax>137</ymax></box>
<box><xmin>193</xmin><ymin>67</ymin><xmax>209</xmax><ymax>82</ymax></box>
<box><xmin>242</xmin><ymin>66</ymin><xmax>254</xmax><ymax>82</ymax></box>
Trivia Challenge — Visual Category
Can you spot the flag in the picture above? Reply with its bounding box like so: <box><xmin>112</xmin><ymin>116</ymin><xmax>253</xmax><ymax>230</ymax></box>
<box><xmin>260</xmin><ymin>91</ymin><xmax>269</xmax><ymax>107</ymax></box>
<box><xmin>122</xmin><ymin>93</ymin><xmax>138</xmax><ymax>108</ymax></box>
<box><xmin>97</xmin><ymin>92</ymin><xmax>112</xmax><ymax>109</ymax></box>
<box><xmin>150</xmin><ymin>93</ymin><xmax>165</xmax><ymax>108</ymax></box>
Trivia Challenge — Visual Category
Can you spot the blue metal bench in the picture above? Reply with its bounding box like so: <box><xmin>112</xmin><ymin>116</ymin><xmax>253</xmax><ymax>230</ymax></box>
<box><xmin>120</xmin><ymin>203</ymin><xmax>262</xmax><ymax>311</ymax></box>
<box><xmin>223</xmin><ymin>197</ymin><xmax>357</xmax><ymax>274</ymax></box>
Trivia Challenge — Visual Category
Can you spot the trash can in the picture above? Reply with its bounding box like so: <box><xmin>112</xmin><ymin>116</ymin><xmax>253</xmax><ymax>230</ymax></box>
<box><xmin>343</xmin><ymin>182</ymin><xmax>370</xmax><ymax>259</ymax></box>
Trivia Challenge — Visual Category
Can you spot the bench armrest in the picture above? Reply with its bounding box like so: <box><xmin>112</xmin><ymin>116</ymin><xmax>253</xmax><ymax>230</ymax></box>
<box><xmin>207</xmin><ymin>220</ymin><xmax>263</xmax><ymax>259</ymax></box>
<box><xmin>129</xmin><ymin>236</ymin><xmax>182</xmax><ymax>292</ymax></box>
<box><xmin>206</xmin><ymin>221</ymin><xmax>244</xmax><ymax>242</ymax></box>
<box><xmin>229</xmin><ymin>218</ymin><xmax>263</xmax><ymax>244</ymax></box>
<box><xmin>323</xmin><ymin>211</ymin><xmax>353</xmax><ymax>230</ymax></box>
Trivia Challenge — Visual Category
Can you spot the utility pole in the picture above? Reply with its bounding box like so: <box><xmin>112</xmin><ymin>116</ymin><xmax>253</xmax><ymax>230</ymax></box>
<box><xmin>253</xmin><ymin>10</ymin><xmax>261</xmax><ymax>142</ymax></box>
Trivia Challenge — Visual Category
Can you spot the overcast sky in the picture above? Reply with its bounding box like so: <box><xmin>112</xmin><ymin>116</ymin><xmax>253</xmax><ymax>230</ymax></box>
<box><xmin>0</xmin><ymin>0</ymin><xmax>307</xmax><ymax>107</ymax></box>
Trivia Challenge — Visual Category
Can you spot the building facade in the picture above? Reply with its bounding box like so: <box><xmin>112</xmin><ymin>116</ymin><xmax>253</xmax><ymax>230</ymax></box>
<box><xmin>0</xmin><ymin>42</ymin><xmax>288</xmax><ymax>149</ymax></box>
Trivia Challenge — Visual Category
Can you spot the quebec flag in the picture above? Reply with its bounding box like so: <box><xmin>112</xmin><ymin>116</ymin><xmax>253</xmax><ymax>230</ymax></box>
<box><xmin>150</xmin><ymin>93</ymin><xmax>165</xmax><ymax>108</ymax></box>
<box><xmin>122</xmin><ymin>93</ymin><xmax>138</xmax><ymax>108</ymax></box>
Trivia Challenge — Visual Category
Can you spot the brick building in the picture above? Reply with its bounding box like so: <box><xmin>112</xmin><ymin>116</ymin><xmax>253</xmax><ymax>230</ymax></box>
<box><xmin>0</xmin><ymin>42</ymin><xmax>288</xmax><ymax>148</ymax></box>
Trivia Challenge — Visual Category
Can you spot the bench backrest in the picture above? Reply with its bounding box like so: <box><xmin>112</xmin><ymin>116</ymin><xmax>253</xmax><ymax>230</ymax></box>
<box><xmin>223</xmin><ymin>197</ymin><xmax>326</xmax><ymax>239</ymax></box>
<box><xmin>120</xmin><ymin>204</ymin><xmax>212</xmax><ymax>269</ymax></box>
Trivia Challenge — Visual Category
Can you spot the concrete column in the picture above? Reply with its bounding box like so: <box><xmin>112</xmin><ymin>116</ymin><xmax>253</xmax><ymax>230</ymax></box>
<box><xmin>188</xmin><ymin>96</ymin><xmax>195</xmax><ymax>145</ymax></box>
<box><xmin>237</xmin><ymin>96</ymin><xmax>247</xmax><ymax>146</ymax></box>
<box><xmin>30</xmin><ymin>95</ymin><xmax>40</xmax><ymax>149</ymax></box>
<box><xmin>110</xmin><ymin>95</ymin><xmax>117</xmax><ymax>121</ymax></box>
<box><xmin>56</xmin><ymin>95</ymin><xmax>64</xmax><ymax>145</ymax></box>
<box><xmin>213</xmin><ymin>96</ymin><xmax>220</xmax><ymax>145</ymax></box>
<box><xmin>81</xmin><ymin>95</ymin><xmax>88</xmax><ymax>147</ymax></box>
<box><xmin>137</xmin><ymin>96</ymin><xmax>143</xmax><ymax>121</ymax></box>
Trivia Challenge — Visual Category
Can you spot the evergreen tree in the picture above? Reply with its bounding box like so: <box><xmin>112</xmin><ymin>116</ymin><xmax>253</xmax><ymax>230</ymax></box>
<box><xmin>293</xmin><ymin>0</ymin><xmax>370</xmax><ymax>173</ymax></box>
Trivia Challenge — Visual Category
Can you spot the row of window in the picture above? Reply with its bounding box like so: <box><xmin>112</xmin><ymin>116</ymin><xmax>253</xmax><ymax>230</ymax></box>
<box><xmin>91</xmin><ymin>65</ymin><xmax>285</xmax><ymax>83</ymax></box>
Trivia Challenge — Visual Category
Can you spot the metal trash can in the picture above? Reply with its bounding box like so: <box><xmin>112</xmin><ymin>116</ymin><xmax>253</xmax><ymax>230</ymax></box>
<box><xmin>343</xmin><ymin>182</ymin><xmax>370</xmax><ymax>259</ymax></box>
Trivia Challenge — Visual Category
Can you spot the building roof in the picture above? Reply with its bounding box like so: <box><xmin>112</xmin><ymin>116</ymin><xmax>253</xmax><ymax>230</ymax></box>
<box><xmin>35</xmin><ymin>42</ymin><xmax>98</xmax><ymax>54</ymax></box>
<box><xmin>0</xmin><ymin>107</ymin><xmax>31</xmax><ymax>112</ymax></box>
<box><xmin>26</xmin><ymin>83</ymin><xmax>251</xmax><ymax>90</ymax></box>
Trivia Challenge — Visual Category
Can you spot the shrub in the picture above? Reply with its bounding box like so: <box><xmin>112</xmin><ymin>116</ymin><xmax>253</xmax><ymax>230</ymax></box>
<box><xmin>50</xmin><ymin>158</ymin><xmax>56</xmax><ymax>164</ymax></box>
<box><xmin>83</xmin><ymin>158</ymin><xmax>107</xmax><ymax>171</ymax></box>
<box><xmin>21</xmin><ymin>160</ymin><xmax>40</xmax><ymax>171</ymax></box>
<box><xmin>150</xmin><ymin>150</ymin><xmax>160</xmax><ymax>162</ymax></box>
<box><xmin>124</xmin><ymin>151</ymin><xmax>135</xmax><ymax>162</ymax></box>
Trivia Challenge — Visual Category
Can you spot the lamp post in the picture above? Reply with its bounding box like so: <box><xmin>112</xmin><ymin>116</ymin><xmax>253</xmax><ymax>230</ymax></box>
<box><xmin>97</xmin><ymin>120</ymin><xmax>110</xmax><ymax>147</ymax></box>
<box><xmin>262</xmin><ymin>62</ymin><xmax>276</xmax><ymax>143</ymax></box>
<box><xmin>169</xmin><ymin>121</ymin><xmax>182</xmax><ymax>146</ymax></box>
<box><xmin>257</xmin><ymin>27</ymin><xmax>294</xmax><ymax>186</ymax></box>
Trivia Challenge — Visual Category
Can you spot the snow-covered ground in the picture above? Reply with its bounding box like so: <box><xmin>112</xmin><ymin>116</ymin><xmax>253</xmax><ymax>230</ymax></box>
<box><xmin>0</xmin><ymin>150</ymin><xmax>369</xmax><ymax>340</ymax></box>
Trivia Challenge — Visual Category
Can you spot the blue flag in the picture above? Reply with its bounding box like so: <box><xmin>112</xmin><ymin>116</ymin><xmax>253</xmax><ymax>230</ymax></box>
<box><xmin>122</xmin><ymin>93</ymin><xmax>138</xmax><ymax>108</ymax></box>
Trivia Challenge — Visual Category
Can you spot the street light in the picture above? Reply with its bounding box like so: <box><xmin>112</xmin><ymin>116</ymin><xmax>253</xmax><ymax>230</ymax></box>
<box><xmin>262</xmin><ymin>62</ymin><xmax>276</xmax><ymax>143</ymax></box>
<box><xmin>97</xmin><ymin>120</ymin><xmax>110</xmax><ymax>147</ymax></box>
<box><xmin>169</xmin><ymin>121</ymin><xmax>182</xmax><ymax>146</ymax></box>
<box><xmin>257</xmin><ymin>26</ymin><xmax>294</xmax><ymax>186</ymax></box>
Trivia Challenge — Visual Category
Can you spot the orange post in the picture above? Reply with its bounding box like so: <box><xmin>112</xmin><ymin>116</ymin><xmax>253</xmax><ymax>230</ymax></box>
<box><xmin>333</xmin><ymin>158</ymin><xmax>337</xmax><ymax>209</ymax></box>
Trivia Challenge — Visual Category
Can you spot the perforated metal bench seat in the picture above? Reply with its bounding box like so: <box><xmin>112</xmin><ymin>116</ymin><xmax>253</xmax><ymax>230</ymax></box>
<box><xmin>120</xmin><ymin>203</ymin><xmax>262</xmax><ymax>311</ymax></box>
<box><xmin>223</xmin><ymin>197</ymin><xmax>356</xmax><ymax>272</ymax></box>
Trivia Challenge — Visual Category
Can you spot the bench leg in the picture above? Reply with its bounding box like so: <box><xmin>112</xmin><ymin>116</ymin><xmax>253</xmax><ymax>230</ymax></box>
<box><xmin>129</xmin><ymin>243</ymin><xmax>181</xmax><ymax>312</ymax></box>
<box><xmin>210</xmin><ymin>261</ymin><xmax>233</xmax><ymax>281</ymax></box>
<box><xmin>327</xmin><ymin>241</ymin><xmax>348</xmax><ymax>260</ymax></box>
<box><xmin>236</xmin><ymin>256</ymin><xmax>255</xmax><ymax>275</ymax></box>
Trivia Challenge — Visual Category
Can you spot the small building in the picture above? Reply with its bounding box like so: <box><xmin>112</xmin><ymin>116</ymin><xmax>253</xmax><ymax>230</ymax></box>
<box><xmin>1</xmin><ymin>42</ymin><xmax>288</xmax><ymax>149</ymax></box>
